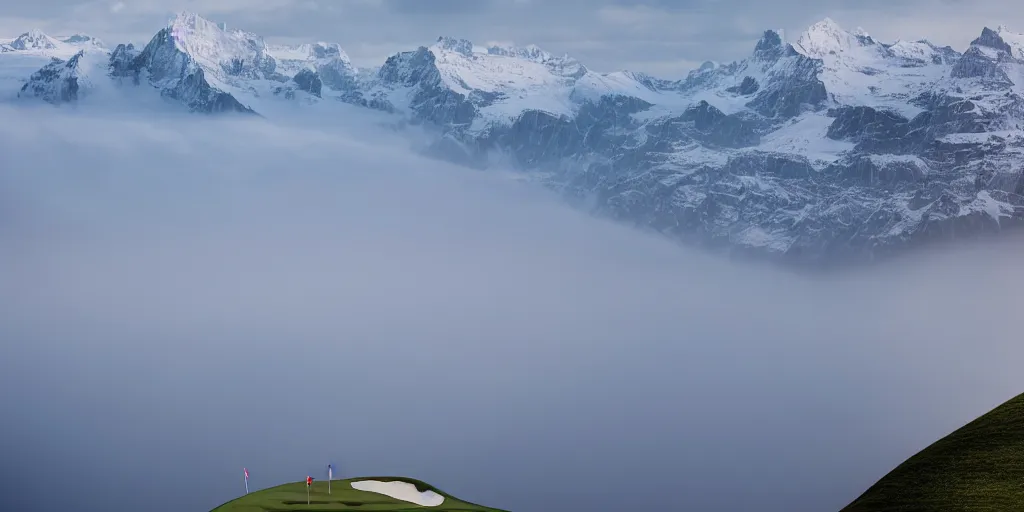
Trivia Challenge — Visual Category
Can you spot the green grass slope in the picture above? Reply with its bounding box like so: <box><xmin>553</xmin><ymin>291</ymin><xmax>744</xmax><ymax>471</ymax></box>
<box><xmin>210</xmin><ymin>476</ymin><xmax>509</xmax><ymax>512</ymax></box>
<box><xmin>841</xmin><ymin>392</ymin><xmax>1024</xmax><ymax>512</ymax></box>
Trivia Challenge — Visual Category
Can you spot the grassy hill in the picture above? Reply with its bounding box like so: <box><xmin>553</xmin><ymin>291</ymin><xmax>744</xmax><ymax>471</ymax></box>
<box><xmin>210</xmin><ymin>476</ymin><xmax>508</xmax><ymax>512</ymax></box>
<box><xmin>841</xmin><ymin>392</ymin><xmax>1024</xmax><ymax>512</ymax></box>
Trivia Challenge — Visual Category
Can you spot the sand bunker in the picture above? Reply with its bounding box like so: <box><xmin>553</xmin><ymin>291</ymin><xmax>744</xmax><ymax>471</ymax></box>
<box><xmin>350</xmin><ymin>479</ymin><xmax>445</xmax><ymax>507</ymax></box>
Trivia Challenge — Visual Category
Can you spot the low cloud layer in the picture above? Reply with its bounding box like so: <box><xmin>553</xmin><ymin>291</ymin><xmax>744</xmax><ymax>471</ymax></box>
<box><xmin>1</xmin><ymin>102</ymin><xmax>1023</xmax><ymax>512</ymax></box>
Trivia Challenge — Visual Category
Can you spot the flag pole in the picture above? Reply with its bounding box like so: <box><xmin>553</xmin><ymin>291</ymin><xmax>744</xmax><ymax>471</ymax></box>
<box><xmin>244</xmin><ymin>469</ymin><xmax>249</xmax><ymax>495</ymax></box>
<box><xmin>328</xmin><ymin>464</ymin><xmax>332</xmax><ymax>495</ymax></box>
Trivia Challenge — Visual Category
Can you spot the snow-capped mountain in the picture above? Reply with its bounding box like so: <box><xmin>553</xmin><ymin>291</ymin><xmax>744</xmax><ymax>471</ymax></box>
<box><xmin>5</xmin><ymin>12</ymin><xmax>1024</xmax><ymax>266</ymax></box>
<box><xmin>17</xmin><ymin>50</ymin><xmax>89</xmax><ymax>103</ymax></box>
<box><xmin>1</xmin><ymin>30</ymin><xmax>106</xmax><ymax>54</ymax></box>
<box><xmin>6</xmin><ymin>29</ymin><xmax>61</xmax><ymax>51</ymax></box>
<box><xmin>266</xmin><ymin>41</ymin><xmax>359</xmax><ymax>89</ymax></box>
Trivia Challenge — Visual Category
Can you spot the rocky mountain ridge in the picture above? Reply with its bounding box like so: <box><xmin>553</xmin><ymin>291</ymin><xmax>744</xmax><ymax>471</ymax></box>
<box><xmin>5</xmin><ymin>13</ymin><xmax>1024</xmax><ymax>266</ymax></box>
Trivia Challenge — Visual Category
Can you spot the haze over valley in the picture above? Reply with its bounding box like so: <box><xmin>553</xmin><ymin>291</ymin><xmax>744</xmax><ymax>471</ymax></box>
<box><xmin>3</xmin><ymin>7</ymin><xmax>1024</xmax><ymax>512</ymax></box>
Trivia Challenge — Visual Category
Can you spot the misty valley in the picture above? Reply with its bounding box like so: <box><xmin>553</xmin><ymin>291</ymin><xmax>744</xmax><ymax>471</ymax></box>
<box><xmin>2</xmin><ymin>5</ymin><xmax>1024</xmax><ymax>512</ymax></box>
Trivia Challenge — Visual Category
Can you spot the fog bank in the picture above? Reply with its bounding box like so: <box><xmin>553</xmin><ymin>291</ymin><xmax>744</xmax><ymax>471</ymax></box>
<box><xmin>1</xmin><ymin>102</ymin><xmax>1022</xmax><ymax>512</ymax></box>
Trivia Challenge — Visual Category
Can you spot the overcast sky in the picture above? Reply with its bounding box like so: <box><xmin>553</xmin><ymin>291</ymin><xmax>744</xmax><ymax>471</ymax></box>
<box><xmin>0</xmin><ymin>0</ymin><xmax>1020</xmax><ymax>77</ymax></box>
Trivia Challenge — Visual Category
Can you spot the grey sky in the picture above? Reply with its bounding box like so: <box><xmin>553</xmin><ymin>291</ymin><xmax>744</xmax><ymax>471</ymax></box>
<box><xmin>0</xmin><ymin>0</ymin><xmax>1021</xmax><ymax>77</ymax></box>
<box><xmin>2</xmin><ymin>101</ymin><xmax>1024</xmax><ymax>512</ymax></box>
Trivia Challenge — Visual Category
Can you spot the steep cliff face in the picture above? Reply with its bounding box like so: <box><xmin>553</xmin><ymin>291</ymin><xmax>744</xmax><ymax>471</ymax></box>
<box><xmin>267</xmin><ymin>41</ymin><xmax>359</xmax><ymax>91</ymax></box>
<box><xmin>128</xmin><ymin>26</ymin><xmax>252</xmax><ymax>114</ymax></box>
<box><xmin>117</xmin><ymin>13</ymin><xmax>356</xmax><ymax>112</ymax></box>
<box><xmin>18</xmin><ymin>51</ymin><xmax>86</xmax><ymax>103</ymax></box>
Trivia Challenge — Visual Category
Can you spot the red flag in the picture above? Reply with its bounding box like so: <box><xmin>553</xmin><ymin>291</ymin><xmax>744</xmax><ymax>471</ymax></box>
<box><xmin>306</xmin><ymin>476</ymin><xmax>313</xmax><ymax>486</ymax></box>
<box><xmin>244</xmin><ymin>468</ymin><xmax>249</xmax><ymax>480</ymax></box>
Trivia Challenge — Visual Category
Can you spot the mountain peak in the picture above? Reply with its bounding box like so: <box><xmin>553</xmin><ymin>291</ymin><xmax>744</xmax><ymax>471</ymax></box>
<box><xmin>985</xmin><ymin>25</ymin><xmax>1024</xmax><ymax>59</ymax></box>
<box><xmin>794</xmin><ymin>17</ymin><xmax>873</xmax><ymax>58</ymax></box>
<box><xmin>305</xmin><ymin>42</ymin><xmax>350</xmax><ymax>62</ymax></box>
<box><xmin>170</xmin><ymin>11</ymin><xmax>197</xmax><ymax>28</ymax></box>
<box><xmin>971</xmin><ymin>26</ymin><xmax>1013</xmax><ymax>54</ymax></box>
<box><xmin>435</xmin><ymin>36</ymin><xmax>474</xmax><ymax>56</ymax></box>
<box><xmin>811</xmin><ymin>17</ymin><xmax>843</xmax><ymax>32</ymax></box>
<box><xmin>168</xmin><ymin>11</ymin><xmax>235</xmax><ymax>39</ymax></box>
<box><xmin>485</xmin><ymin>42</ymin><xmax>556</xmax><ymax>63</ymax></box>
<box><xmin>10</xmin><ymin>29</ymin><xmax>60</xmax><ymax>50</ymax></box>
<box><xmin>753</xmin><ymin>29</ymin><xmax>789</xmax><ymax>60</ymax></box>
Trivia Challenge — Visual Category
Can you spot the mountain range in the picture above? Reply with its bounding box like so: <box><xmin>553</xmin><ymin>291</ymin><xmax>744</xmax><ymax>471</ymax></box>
<box><xmin>5</xmin><ymin>12</ymin><xmax>1024</xmax><ymax>266</ymax></box>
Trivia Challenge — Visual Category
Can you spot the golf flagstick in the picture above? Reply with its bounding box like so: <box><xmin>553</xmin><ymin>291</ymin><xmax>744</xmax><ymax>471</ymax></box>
<box><xmin>244</xmin><ymin>468</ymin><xmax>249</xmax><ymax>495</ymax></box>
<box><xmin>328</xmin><ymin>464</ymin><xmax>332</xmax><ymax>494</ymax></box>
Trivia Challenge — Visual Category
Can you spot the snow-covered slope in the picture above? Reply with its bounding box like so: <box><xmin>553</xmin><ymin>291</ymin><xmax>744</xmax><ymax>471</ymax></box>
<box><xmin>346</xmin><ymin>35</ymin><xmax>686</xmax><ymax>134</ymax></box>
<box><xmin>5</xmin><ymin>13</ymin><xmax>1024</xmax><ymax>266</ymax></box>
<box><xmin>7</xmin><ymin>29</ymin><xmax>61</xmax><ymax>51</ymax></box>
<box><xmin>0</xmin><ymin>28</ymin><xmax>111</xmax><ymax>101</ymax></box>
<box><xmin>0</xmin><ymin>29</ymin><xmax>102</xmax><ymax>57</ymax></box>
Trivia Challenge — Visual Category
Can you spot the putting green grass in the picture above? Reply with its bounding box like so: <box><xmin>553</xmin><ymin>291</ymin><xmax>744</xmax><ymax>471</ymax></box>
<box><xmin>211</xmin><ymin>476</ymin><xmax>509</xmax><ymax>512</ymax></box>
<box><xmin>841</xmin><ymin>391</ymin><xmax>1024</xmax><ymax>512</ymax></box>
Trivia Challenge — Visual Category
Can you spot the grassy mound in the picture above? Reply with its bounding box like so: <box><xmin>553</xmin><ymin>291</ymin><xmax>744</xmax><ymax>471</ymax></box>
<box><xmin>841</xmin><ymin>392</ymin><xmax>1024</xmax><ymax>512</ymax></box>
<box><xmin>211</xmin><ymin>476</ymin><xmax>508</xmax><ymax>512</ymax></box>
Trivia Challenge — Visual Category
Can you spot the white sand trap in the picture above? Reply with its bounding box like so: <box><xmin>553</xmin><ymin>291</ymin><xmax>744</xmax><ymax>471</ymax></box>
<box><xmin>350</xmin><ymin>480</ymin><xmax>445</xmax><ymax>507</ymax></box>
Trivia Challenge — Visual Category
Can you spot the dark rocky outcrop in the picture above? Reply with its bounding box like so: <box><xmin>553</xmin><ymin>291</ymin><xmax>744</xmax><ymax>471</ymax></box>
<box><xmin>129</xmin><ymin>28</ymin><xmax>254</xmax><ymax>114</ymax></box>
<box><xmin>18</xmin><ymin>51</ymin><xmax>84</xmax><ymax>104</ymax></box>
<box><xmin>726</xmin><ymin>76</ymin><xmax>760</xmax><ymax>95</ymax></box>
<box><xmin>292</xmin><ymin>69</ymin><xmax>322</xmax><ymax>97</ymax></box>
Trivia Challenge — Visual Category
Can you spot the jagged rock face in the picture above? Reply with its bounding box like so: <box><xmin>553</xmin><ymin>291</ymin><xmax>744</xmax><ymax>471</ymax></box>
<box><xmin>223</xmin><ymin>50</ymin><xmax>277</xmax><ymax>80</ymax></box>
<box><xmin>163</xmin><ymin>66</ymin><xmax>253</xmax><ymax>114</ymax></box>
<box><xmin>316</xmin><ymin>58</ymin><xmax>358</xmax><ymax>90</ymax></box>
<box><xmin>725</xmin><ymin>76</ymin><xmax>759</xmax><ymax>95</ymax></box>
<box><xmin>753</xmin><ymin>30</ymin><xmax>787</xmax><ymax>61</ymax></box>
<box><xmin>129</xmin><ymin>28</ymin><xmax>254</xmax><ymax>114</ymax></box>
<box><xmin>292</xmin><ymin>69</ymin><xmax>322</xmax><ymax>97</ymax></box>
<box><xmin>436</xmin><ymin>36</ymin><xmax>473</xmax><ymax>56</ymax></box>
<box><xmin>827</xmin><ymin>106</ymin><xmax>912</xmax><ymax>149</ymax></box>
<box><xmin>135</xmin><ymin>29</ymin><xmax>195</xmax><ymax>84</ymax></box>
<box><xmin>373</xmin><ymin>46</ymin><xmax>478</xmax><ymax>127</ymax></box>
<box><xmin>973</xmin><ymin>27</ymin><xmax>1013</xmax><ymax>54</ymax></box>
<box><xmin>747</xmin><ymin>55</ymin><xmax>827</xmax><ymax>118</ymax></box>
<box><xmin>653</xmin><ymin>101</ymin><xmax>761</xmax><ymax>149</ymax></box>
<box><xmin>10</xmin><ymin>29</ymin><xmax>59</xmax><ymax>50</ymax></box>
<box><xmin>109</xmin><ymin>43</ymin><xmax>141</xmax><ymax>83</ymax></box>
<box><xmin>951</xmin><ymin>46</ymin><xmax>1013</xmax><ymax>84</ymax></box>
<box><xmin>378</xmin><ymin>47</ymin><xmax>439</xmax><ymax>87</ymax></box>
<box><xmin>19</xmin><ymin>51</ymin><xmax>83</xmax><ymax>103</ymax></box>
<box><xmin>265</xmin><ymin>41</ymin><xmax>358</xmax><ymax>92</ymax></box>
